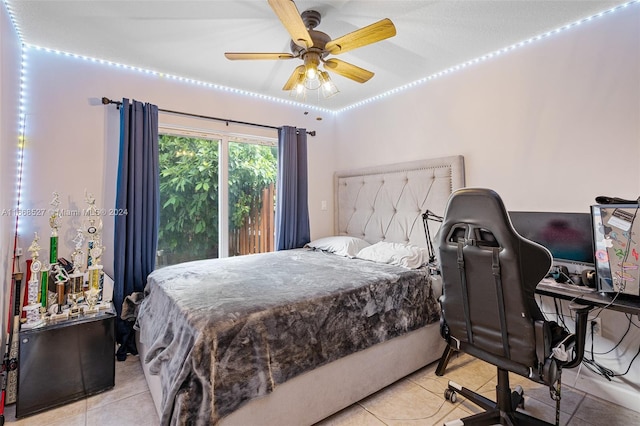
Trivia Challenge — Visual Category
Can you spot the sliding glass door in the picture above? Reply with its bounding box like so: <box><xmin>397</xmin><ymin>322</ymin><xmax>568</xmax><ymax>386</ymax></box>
<box><xmin>157</xmin><ymin>132</ymin><xmax>277</xmax><ymax>267</ymax></box>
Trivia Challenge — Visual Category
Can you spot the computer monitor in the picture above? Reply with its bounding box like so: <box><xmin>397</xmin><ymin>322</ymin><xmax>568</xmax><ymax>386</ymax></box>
<box><xmin>508</xmin><ymin>211</ymin><xmax>595</xmax><ymax>266</ymax></box>
<box><xmin>591</xmin><ymin>204</ymin><xmax>640</xmax><ymax>296</ymax></box>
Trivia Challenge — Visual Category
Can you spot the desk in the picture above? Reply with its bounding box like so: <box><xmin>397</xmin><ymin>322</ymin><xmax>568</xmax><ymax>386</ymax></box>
<box><xmin>535</xmin><ymin>278</ymin><xmax>640</xmax><ymax>316</ymax></box>
<box><xmin>435</xmin><ymin>279</ymin><xmax>639</xmax><ymax>377</ymax></box>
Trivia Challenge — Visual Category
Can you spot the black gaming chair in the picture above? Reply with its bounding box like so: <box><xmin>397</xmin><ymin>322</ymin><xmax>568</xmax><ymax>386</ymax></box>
<box><xmin>436</xmin><ymin>188</ymin><xmax>590</xmax><ymax>426</ymax></box>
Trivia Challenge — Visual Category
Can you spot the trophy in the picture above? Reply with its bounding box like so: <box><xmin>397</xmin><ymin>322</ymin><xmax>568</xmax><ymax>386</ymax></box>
<box><xmin>68</xmin><ymin>229</ymin><xmax>85</xmax><ymax>317</ymax></box>
<box><xmin>84</xmin><ymin>191</ymin><xmax>105</xmax><ymax>306</ymax></box>
<box><xmin>84</xmin><ymin>287</ymin><xmax>100</xmax><ymax>314</ymax></box>
<box><xmin>40</xmin><ymin>191</ymin><xmax>60</xmax><ymax>316</ymax></box>
<box><xmin>22</xmin><ymin>233</ymin><xmax>44</xmax><ymax>328</ymax></box>
<box><xmin>48</xmin><ymin>192</ymin><xmax>61</xmax><ymax>264</ymax></box>
<box><xmin>50</xmin><ymin>263</ymin><xmax>69</xmax><ymax>320</ymax></box>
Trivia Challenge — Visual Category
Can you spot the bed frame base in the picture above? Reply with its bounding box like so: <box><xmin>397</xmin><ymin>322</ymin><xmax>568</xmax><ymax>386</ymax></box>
<box><xmin>137</xmin><ymin>323</ymin><xmax>445</xmax><ymax>425</ymax></box>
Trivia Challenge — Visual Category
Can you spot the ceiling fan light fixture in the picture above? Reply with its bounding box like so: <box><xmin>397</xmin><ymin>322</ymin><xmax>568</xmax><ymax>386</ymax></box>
<box><xmin>226</xmin><ymin>1</ymin><xmax>396</xmax><ymax>102</ymax></box>
<box><xmin>319</xmin><ymin>71</ymin><xmax>339</xmax><ymax>98</ymax></box>
<box><xmin>303</xmin><ymin>75</ymin><xmax>320</xmax><ymax>90</ymax></box>
<box><xmin>289</xmin><ymin>71</ymin><xmax>307</xmax><ymax>99</ymax></box>
<box><xmin>296</xmin><ymin>80</ymin><xmax>305</xmax><ymax>95</ymax></box>
<box><xmin>303</xmin><ymin>52</ymin><xmax>320</xmax><ymax>80</ymax></box>
<box><xmin>306</xmin><ymin>65</ymin><xmax>317</xmax><ymax>80</ymax></box>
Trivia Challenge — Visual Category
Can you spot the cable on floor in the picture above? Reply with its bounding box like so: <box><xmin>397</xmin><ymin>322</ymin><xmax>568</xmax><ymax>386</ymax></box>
<box><xmin>358</xmin><ymin>398</ymin><xmax>449</xmax><ymax>422</ymax></box>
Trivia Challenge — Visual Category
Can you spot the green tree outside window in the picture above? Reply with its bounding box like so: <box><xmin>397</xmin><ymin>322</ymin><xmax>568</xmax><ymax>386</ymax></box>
<box><xmin>158</xmin><ymin>134</ymin><xmax>277</xmax><ymax>265</ymax></box>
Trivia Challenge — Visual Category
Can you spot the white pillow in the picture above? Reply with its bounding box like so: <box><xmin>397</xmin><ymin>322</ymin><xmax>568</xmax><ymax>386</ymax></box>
<box><xmin>356</xmin><ymin>241</ymin><xmax>428</xmax><ymax>269</ymax></box>
<box><xmin>306</xmin><ymin>236</ymin><xmax>371</xmax><ymax>258</ymax></box>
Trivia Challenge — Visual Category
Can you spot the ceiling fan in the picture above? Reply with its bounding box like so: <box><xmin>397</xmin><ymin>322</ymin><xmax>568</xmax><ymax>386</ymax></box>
<box><xmin>224</xmin><ymin>0</ymin><xmax>396</xmax><ymax>97</ymax></box>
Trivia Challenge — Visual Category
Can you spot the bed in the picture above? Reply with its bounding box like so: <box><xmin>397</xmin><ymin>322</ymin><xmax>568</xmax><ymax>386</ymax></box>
<box><xmin>135</xmin><ymin>155</ymin><xmax>465</xmax><ymax>425</ymax></box>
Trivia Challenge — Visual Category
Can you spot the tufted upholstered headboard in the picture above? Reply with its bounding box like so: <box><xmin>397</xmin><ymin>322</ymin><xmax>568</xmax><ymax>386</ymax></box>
<box><xmin>334</xmin><ymin>155</ymin><xmax>465</xmax><ymax>248</ymax></box>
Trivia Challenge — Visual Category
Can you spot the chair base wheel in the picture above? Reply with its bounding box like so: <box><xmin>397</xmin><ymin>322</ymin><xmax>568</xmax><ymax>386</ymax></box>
<box><xmin>445</xmin><ymin>388</ymin><xmax>457</xmax><ymax>403</ymax></box>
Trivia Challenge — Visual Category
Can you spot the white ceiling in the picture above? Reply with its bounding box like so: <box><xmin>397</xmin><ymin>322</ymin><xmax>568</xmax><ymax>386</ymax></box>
<box><xmin>6</xmin><ymin>0</ymin><xmax>629</xmax><ymax>111</ymax></box>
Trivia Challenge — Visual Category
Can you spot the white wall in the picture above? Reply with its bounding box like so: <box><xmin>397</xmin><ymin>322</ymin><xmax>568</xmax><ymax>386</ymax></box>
<box><xmin>335</xmin><ymin>4</ymin><xmax>640</xmax><ymax>411</ymax></box>
<box><xmin>1</xmin><ymin>3</ymin><xmax>21</xmax><ymax>344</ymax></box>
<box><xmin>336</xmin><ymin>5</ymin><xmax>639</xmax><ymax>212</ymax></box>
<box><xmin>17</xmin><ymin>50</ymin><xmax>338</xmax><ymax>278</ymax></box>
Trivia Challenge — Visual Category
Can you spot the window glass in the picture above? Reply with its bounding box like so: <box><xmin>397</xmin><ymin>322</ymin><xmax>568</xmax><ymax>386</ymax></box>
<box><xmin>157</xmin><ymin>134</ymin><xmax>220</xmax><ymax>266</ymax></box>
<box><xmin>228</xmin><ymin>141</ymin><xmax>277</xmax><ymax>256</ymax></box>
<box><xmin>157</xmin><ymin>133</ymin><xmax>277</xmax><ymax>267</ymax></box>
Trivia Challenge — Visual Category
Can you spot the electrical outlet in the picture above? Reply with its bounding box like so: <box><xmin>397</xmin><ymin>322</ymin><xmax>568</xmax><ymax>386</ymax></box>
<box><xmin>591</xmin><ymin>318</ymin><xmax>602</xmax><ymax>336</ymax></box>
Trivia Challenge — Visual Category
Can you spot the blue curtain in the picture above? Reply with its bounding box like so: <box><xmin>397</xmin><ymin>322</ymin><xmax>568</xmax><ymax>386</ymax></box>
<box><xmin>275</xmin><ymin>126</ymin><xmax>310</xmax><ymax>250</ymax></box>
<box><xmin>114</xmin><ymin>98</ymin><xmax>159</xmax><ymax>360</ymax></box>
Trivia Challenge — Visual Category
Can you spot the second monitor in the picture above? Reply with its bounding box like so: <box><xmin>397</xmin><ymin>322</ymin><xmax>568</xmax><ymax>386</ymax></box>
<box><xmin>509</xmin><ymin>211</ymin><xmax>595</xmax><ymax>267</ymax></box>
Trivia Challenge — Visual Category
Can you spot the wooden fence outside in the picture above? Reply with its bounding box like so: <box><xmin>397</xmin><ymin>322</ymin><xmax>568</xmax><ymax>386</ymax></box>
<box><xmin>230</xmin><ymin>184</ymin><xmax>275</xmax><ymax>256</ymax></box>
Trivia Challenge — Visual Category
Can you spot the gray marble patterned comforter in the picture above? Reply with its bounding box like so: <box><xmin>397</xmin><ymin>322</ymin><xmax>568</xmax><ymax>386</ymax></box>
<box><xmin>136</xmin><ymin>248</ymin><xmax>441</xmax><ymax>425</ymax></box>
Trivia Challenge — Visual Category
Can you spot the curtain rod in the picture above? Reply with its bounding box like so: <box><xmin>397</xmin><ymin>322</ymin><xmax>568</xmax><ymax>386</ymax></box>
<box><xmin>101</xmin><ymin>97</ymin><xmax>316</xmax><ymax>137</ymax></box>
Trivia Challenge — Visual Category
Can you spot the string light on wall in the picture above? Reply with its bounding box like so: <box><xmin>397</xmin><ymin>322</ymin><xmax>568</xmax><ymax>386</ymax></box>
<box><xmin>3</xmin><ymin>0</ymin><xmax>28</xmax><ymax>234</ymax></box>
<box><xmin>19</xmin><ymin>44</ymin><xmax>334</xmax><ymax>115</ymax></box>
<box><xmin>3</xmin><ymin>0</ymin><xmax>22</xmax><ymax>40</ymax></box>
<box><xmin>9</xmin><ymin>43</ymin><xmax>335</xmax><ymax>225</ymax></box>
<box><xmin>3</xmin><ymin>0</ymin><xmax>637</xmax><ymax>122</ymax></box>
<box><xmin>338</xmin><ymin>0</ymin><xmax>638</xmax><ymax>112</ymax></box>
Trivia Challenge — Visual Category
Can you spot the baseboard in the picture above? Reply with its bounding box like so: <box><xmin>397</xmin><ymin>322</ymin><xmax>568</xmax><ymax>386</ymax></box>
<box><xmin>562</xmin><ymin>367</ymin><xmax>640</xmax><ymax>413</ymax></box>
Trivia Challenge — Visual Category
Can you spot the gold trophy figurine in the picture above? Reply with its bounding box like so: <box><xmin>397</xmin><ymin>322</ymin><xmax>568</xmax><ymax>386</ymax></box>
<box><xmin>84</xmin><ymin>287</ymin><xmax>100</xmax><ymax>314</ymax></box>
<box><xmin>50</xmin><ymin>263</ymin><xmax>70</xmax><ymax>320</ymax></box>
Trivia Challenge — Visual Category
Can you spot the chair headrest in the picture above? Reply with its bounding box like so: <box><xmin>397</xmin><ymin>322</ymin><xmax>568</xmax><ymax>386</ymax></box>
<box><xmin>440</xmin><ymin>188</ymin><xmax>519</xmax><ymax>247</ymax></box>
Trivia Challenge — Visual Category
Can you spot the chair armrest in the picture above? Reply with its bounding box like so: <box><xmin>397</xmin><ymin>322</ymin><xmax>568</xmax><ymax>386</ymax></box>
<box><xmin>560</xmin><ymin>302</ymin><xmax>592</xmax><ymax>369</ymax></box>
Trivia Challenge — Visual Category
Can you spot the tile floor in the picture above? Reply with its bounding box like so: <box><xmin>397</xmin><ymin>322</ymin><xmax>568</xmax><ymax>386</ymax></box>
<box><xmin>5</xmin><ymin>352</ymin><xmax>640</xmax><ymax>425</ymax></box>
<box><xmin>4</xmin><ymin>355</ymin><xmax>159</xmax><ymax>426</ymax></box>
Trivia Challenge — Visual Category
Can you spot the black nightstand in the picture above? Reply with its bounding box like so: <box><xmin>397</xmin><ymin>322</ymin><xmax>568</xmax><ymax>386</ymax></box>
<box><xmin>16</xmin><ymin>306</ymin><xmax>116</xmax><ymax>418</ymax></box>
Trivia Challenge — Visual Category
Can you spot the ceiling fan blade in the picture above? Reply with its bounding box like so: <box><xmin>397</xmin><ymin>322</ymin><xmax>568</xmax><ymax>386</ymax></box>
<box><xmin>225</xmin><ymin>52</ymin><xmax>295</xmax><ymax>60</ymax></box>
<box><xmin>282</xmin><ymin>65</ymin><xmax>305</xmax><ymax>91</ymax></box>
<box><xmin>268</xmin><ymin>0</ymin><xmax>313</xmax><ymax>49</ymax></box>
<box><xmin>324</xmin><ymin>59</ymin><xmax>374</xmax><ymax>83</ymax></box>
<box><xmin>325</xmin><ymin>18</ymin><xmax>396</xmax><ymax>55</ymax></box>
